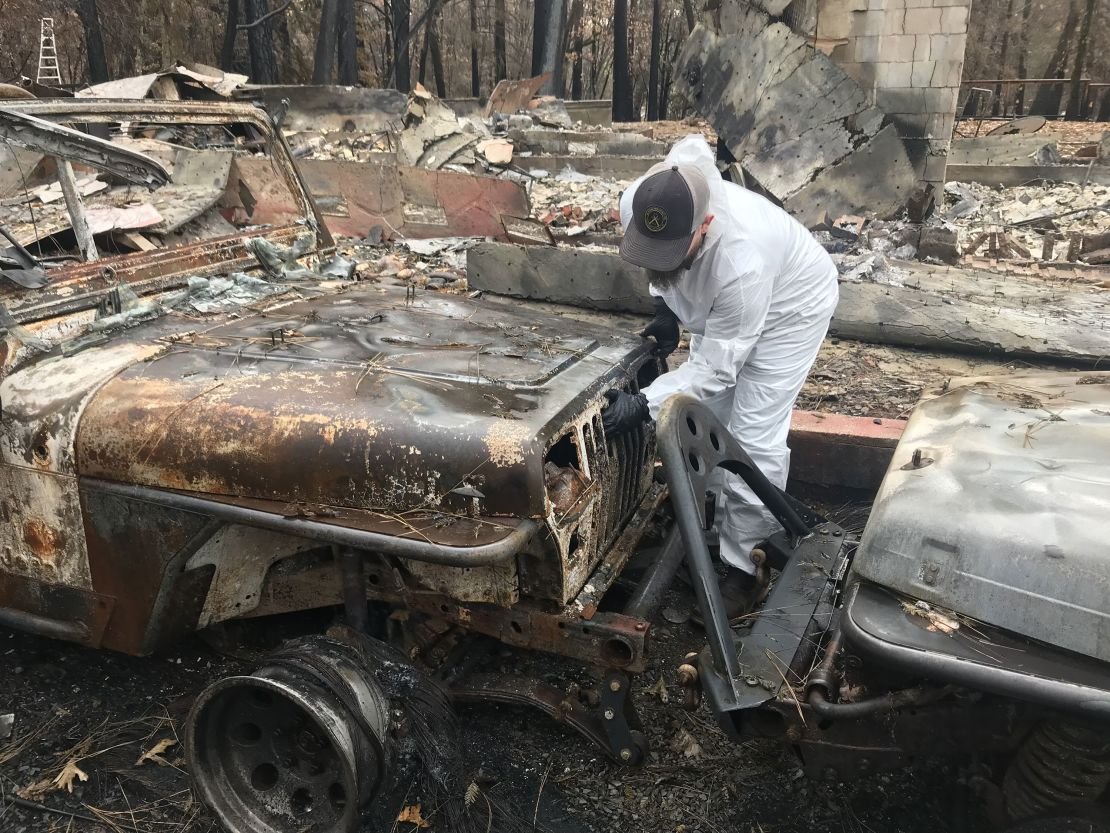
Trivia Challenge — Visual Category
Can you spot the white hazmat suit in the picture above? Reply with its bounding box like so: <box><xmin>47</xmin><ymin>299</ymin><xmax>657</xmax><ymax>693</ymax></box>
<box><xmin>620</xmin><ymin>136</ymin><xmax>839</xmax><ymax>573</ymax></box>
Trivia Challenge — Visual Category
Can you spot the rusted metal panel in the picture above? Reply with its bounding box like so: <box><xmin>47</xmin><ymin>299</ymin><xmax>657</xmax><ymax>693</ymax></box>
<box><xmin>80</xmin><ymin>486</ymin><xmax>216</xmax><ymax>654</ymax></box>
<box><xmin>285</xmin><ymin>159</ymin><xmax>529</xmax><ymax>240</ymax></box>
<box><xmin>0</xmin><ymin>571</ymin><xmax>114</xmax><ymax>647</ymax></box>
<box><xmin>0</xmin><ymin>341</ymin><xmax>165</xmax><ymax>588</ymax></box>
<box><xmin>186</xmin><ymin>525</ymin><xmax>321</xmax><ymax>627</ymax></box>
<box><xmin>75</xmin><ymin>287</ymin><xmax>643</xmax><ymax>523</ymax></box>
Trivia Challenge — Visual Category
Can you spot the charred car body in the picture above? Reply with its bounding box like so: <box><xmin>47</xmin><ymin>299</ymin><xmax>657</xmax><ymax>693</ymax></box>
<box><xmin>3</xmin><ymin>99</ymin><xmax>1109</xmax><ymax>833</ymax></box>
<box><xmin>660</xmin><ymin>376</ymin><xmax>1110</xmax><ymax>832</ymax></box>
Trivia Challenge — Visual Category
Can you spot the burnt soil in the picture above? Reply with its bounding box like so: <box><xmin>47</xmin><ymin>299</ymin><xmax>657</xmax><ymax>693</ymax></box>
<box><xmin>1</xmin><ymin>531</ymin><xmax>991</xmax><ymax>833</ymax></box>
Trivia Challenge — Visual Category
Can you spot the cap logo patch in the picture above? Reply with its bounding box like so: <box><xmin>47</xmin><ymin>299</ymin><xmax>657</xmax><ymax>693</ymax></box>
<box><xmin>644</xmin><ymin>207</ymin><xmax>668</xmax><ymax>233</ymax></box>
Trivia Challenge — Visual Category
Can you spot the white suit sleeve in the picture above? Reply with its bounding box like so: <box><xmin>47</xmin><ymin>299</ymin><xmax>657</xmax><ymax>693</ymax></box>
<box><xmin>642</xmin><ymin>257</ymin><xmax>773</xmax><ymax>419</ymax></box>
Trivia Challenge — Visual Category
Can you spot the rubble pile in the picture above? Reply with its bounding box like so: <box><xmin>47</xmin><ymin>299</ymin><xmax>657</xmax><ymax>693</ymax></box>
<box><xmin>819</xmin><ymin>178</ymin><xmax>1110</xmax><ymax>283</ymax></box>
<box><xmin>529</xmin><ymin>171</ymin><xmax>628</xmax><ymax>238</ymax></box>
<box><xmin>941</xmin><ymin>180</ymin><xmax>1109</xmax><ymax>261</ymax></box>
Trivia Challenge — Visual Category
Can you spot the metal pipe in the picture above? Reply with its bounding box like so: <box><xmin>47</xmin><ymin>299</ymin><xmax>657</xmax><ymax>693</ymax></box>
<box><xmin>807</xmin><ymin>684</ymin><xmax>953</xmax><ymax>720</ymax></box>
<box><xmin>84</xmin><ymin>479</ymin><xmax>537</xmax><ymax>567</ymax></box>
<box><xmin>0</xmin><ymin>606</ymin><xmax>89</xmax><ymax>642</ymax></box>
<box><xmin>624</xmin><ymin>526</ymin><xmax>685</xmax><ymax>619</ymax></box>
<box><xmin>335</xmin><ymin>546</ymin><xmax>368</xmax><ymax>632</ymax></box>
<box><xmin>805</xmin><ymin>628</ymin><xmax>844</xmax><ymax>701</ymax></box>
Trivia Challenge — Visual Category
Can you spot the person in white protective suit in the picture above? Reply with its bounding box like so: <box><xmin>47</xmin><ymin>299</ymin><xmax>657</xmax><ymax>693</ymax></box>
<box><xmin>602</xmin><ymin>135</ymin><xmax>839</xmax><ymax>620</ymax></box>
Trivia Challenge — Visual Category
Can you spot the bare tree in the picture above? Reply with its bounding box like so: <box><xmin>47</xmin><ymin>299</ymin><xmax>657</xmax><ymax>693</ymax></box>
<box><xmin>244</xmin><ymin>0</ymin><xmax>279</xmax><ymax>83</ymax></box>
<box><xmin>220</xmin><ymin>0</ymin><xmax>241</xmax><ymax>72</ymax></box>
<box><xmin>1066</xmin><ymin>0</ymin><xmax>1097</xmax><ymax>116</ymax></box>
<box><xmin>468</xmin><ymin>0</ymin><xmax>479</xmax><ymax>96</ymax></box>
<box><xmin>392</xmin><ymin>0</ymin><xmax>411</xmax><ymax>90</ymax></box>
<box><xmin>312</xmin><ymin>0</ymin><xmax>339</xmax><ymax>82</ymax></box>
<box><xmin>337</xmin><ymin>0</ymin><xmax>358</xmax><ymax>84</ymax></box>
<box><xmin>428</xmin><ymin>9</ymin><xmax>446</xmax><ymax>97</ymax></box>
<box><xmin>76</xmin><ymin>0</ymin><xmax>110</xmax><ymax>84</ymax></box>
<box><xmin>493</xmin><ymin>0</ymin><xmax>507</xmax><ymax>82</ymax></box>
<box><xmin>613</xmin><ymin>0</ymin><xmax>634</xmax><ymax>120</ymax></box>
<box><xmin>647</xmin><ymin>0</ymin><xmax>662</xmax><ymax>119</ymax></box>
<box><xmin>533</xmin><ymin>0</ymin><xmax>567</xmax><ymax>94</ymax></box>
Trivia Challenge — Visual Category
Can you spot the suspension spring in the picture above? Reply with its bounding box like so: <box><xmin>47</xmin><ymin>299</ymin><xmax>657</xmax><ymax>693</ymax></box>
<box><xmin>1003</xmin><ymin>720</ymin><xmax>1110</xmax><ymax>821</ymax></box>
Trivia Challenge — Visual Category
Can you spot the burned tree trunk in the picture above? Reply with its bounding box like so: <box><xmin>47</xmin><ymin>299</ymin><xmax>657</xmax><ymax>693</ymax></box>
<box><xmin>613</xmin><ymin>0</ymin><xmax>634</xmax><ymax>121</ymax></box>
<box><xmin>566</xmin><ymin>0</ymin><xmax>584</xmax><ymax>99</ymax></box>
<box><xmin>392</xmin><ymin>0</ymin><xmax>411</xmax><ymax>91</ymax></box>
<box><xmin>647</xmin><ymin>0</ymin><xmax>663</xmax><ymax>120</ymax></box>
<box><xmin>337</xmin><ymin>0</ymin><xmax>358</xmax><ymax>85</ymax></box>
<box><xmin>493</xmin><ymin>0</ymin><xmax>508</xmax><ymax>83</ymax></box>
<box><xmin>682</xmin><ymin>0</ymin><xmax>696</xmax><ymax>31</ymax></box>
<box><xmin>312</xmin><ymin>0</ymin><xmax>339</xmax><ymax>83</ymax></box>
<box><xmin>418</xmin><ymin>17</ymin><xmax>431</xmax><ymax>85</ymax></box>
<box><xmin>77</xmin><ymin>0</ymin><xmax>110</xmax><ymax>84</ymax></box>
<box><xmin>428</xmin><ymin>11</ymin><xmax>446</xmax><ymax>97</ymax></box>
<box><xmin>220</xmin><ymin>0</ymin><xmax>241</xmax><ymax>72</ymax></box>
<box><xmin>1066</xmin><ymin>0</ymin><xmax>1097</xmax><ymax>117</ymax></box>
<box><xmin>468</xmin><ymin>0</ymin><xmax>480</xmax><ymax>97</ymax></box>
<box><xmin>533</xmin><ymin>0</ymin><xmax>567</xmax><ymax>95</ymax></box>
<box><xmin>244</xmin><ymin>0</ymin><xmax>279</xmax><ymax>84</ymax></box>
<box><xmin>1031</xmin><ymin>0</ymin><xmax>1080</xmax><ymax>116</ymax></box>
<box><xmin>531</xmin><ymin>1</ymin><xmax>551</xmax><ymax>76</ymax></box>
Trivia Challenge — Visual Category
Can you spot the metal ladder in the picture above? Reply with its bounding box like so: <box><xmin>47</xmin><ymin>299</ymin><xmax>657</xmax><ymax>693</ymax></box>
<box><xmin>37</xmin><ymin>18</ymin><xmax>62</xmax><ymax>85</ymax></box>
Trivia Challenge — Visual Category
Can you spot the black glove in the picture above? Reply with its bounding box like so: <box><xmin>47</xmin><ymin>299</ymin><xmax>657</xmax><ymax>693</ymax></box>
<box><xmin>640</xmin><ymin>297</ymin><xmax>680</xmax><ymax>358</ymax></box>
<box><xmin>602</xmin><ymin>390</ymin><xmax>651</xmax><ymax>437</ymax></box>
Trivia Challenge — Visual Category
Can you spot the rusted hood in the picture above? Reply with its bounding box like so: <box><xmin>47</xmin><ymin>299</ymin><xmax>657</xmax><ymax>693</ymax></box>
<box><xmin>75</xmin><ymin>284</ymin><xmax>645</xmax><ymax>518</ymax></box>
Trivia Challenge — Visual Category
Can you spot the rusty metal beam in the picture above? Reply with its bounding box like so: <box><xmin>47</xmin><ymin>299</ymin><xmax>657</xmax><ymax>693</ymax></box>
<box><xmin>0</xmin><ymin>106</ymin><xmax>169</xmax><ymax>186</ymax></box>
<box><xmin>83</xmin><ymin>479</ymin><xmax>538</xmax><ymax>567</ymax></box>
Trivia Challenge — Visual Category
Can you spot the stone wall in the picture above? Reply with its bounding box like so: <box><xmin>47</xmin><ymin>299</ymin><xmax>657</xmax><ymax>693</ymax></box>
<box><xmin>814</xmin><ymin>0</ymin><xmax>971</xmax><ymax>185</ymax></box>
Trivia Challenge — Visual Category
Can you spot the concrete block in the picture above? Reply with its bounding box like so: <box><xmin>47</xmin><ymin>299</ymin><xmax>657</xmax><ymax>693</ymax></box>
<box><xmin>923</xmin><ymin>86</ymin><xmax>959</xmax><ymax>114</ymax></box>
<box><xmin>877</xmin><ymin>61</ymin><xmax>914</xmax><ymax>88</ymax></box>
<box><xmin>932</xmin><ymin>0</ymin><xmax>970</xmax><ymax>6</ymax></box>
<box><xmin>923</xmin><ymin>154</ymin><xmax>949</xmax><ymax>183</ymax></box>
<box><xmin>940</xmin><ymin>5</ymin><xmax>969</xmax><ymax>32</ymax></box>
<box><xmin>876</xmin><ymin>86</ymin><xmax>927</xmax><ymax>114</ymax></box>
<box><xmin>878</xmin><ymin>34</ymin><xmax>917</xmax><ymax>62</ymax></box>
<box><xmin>931</xmin><ymin>59</ymin><xmax>965</xmax><ymax>88</ymax></box>
<box><xmin>931</xmin><ymin>32</ymin><xmax>968</xmax><ymax>62</ymax></box>
<box><xmin>913</xmin><ymin>34</ymin><xmax>931</xmax><ymax>62</ymax></box>
<box><xmin>466</xmin><ymin>242</ymin><xmax>654</xmax><ymax>314</ymax></box>
<box><xmin>849</xmin><ymin>9</ymin><xmax>885</xmax><ymax>36</ymax></box>
<box><xmin>918</xmin><ymin>225</ymin><xmax>959</xmax><ymax>262</ymax></box>
<box><xmin>853</xmin><ymin>35</ymin><xmax>882</xmax><ymax>61</ymax></box>
<box><xmin>821</xmin><ymin>14</ymin><xmax>853</xmax><ymax>38</ymax></box>
<box><xmin>840</xmin><ymin>61</ymin><xmax>878</xmax><ymax>90</ymax></box>
<box><xmin>911</xmin><ymin>60</ymin><xmax>936</xmax><ymax>88</ymax></box>
<box><xmin>926</xmin><ymin>112</ymin><xmax>954</xmax><ymax>138</ymax></box>
<box><xmin>904</xmin><ymin>7</ymin><xmax>941</xmax><ymax>33</ymax></box>
<box><xmin>891</xmin><ymin>112</ymin><xmax>930</xmax><ymax>137</ymax></box>
<box><xmin>884</xmin><ymin>0</ymin><xmax>906</xmax><ymax>8</ymax></box>
<box><xmin>882</xmin><ymin>11</ymin><xmax>907</xmax><ymax>34</ymax></box>
<box><xmin>905</xmin><ymin>0</ymin><xmax>932</xmax><ymax>8</ymax></box>
<box><xmin>819</xmin><ymin>0</ymin><xmax>855</xmax><ymax>16</ymax></box>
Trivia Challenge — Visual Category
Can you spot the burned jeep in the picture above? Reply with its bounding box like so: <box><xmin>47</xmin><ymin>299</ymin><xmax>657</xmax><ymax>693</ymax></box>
<box><xmin>0</xmin><ymin>97</ymin><xmax>693</xmax><ymax>828</ymax></box>
<box><xmin>659</xmin><ymin>374</ymin><xmax>1110</xmax><ymax>832</ymax></box>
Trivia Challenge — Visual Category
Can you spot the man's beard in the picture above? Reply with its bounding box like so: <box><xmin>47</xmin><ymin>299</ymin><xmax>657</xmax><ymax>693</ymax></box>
<box><xmin>647</xmin><ymin>268</ymin><xmax>683</xmax><ymax>288</ymax></box>
<box><xmin>646</xmin><ymin>252</ymin><xmax>696</xmax><ymax>288</ymax></box>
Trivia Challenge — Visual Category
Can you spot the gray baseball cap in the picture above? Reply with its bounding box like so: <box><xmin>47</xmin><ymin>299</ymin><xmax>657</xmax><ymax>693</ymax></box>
<box><xmin>619</xmin><ymin>163</ymin><xmax>711</xmax><ymax>271</ymax></box>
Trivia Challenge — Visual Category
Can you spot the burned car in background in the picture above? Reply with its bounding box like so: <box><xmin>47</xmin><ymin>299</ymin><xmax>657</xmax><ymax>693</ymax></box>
<box><xmin>660</xmin><ymin>373</ymin><xmax>1110</xmax><ymax>833</ymax></box>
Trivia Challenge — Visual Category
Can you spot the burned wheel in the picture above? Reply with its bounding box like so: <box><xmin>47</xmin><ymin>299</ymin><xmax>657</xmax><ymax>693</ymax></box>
<box><xmin>186</xmin><ymin>642</ymin><xmax>390</xmax><ymax>833</ymax></box>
